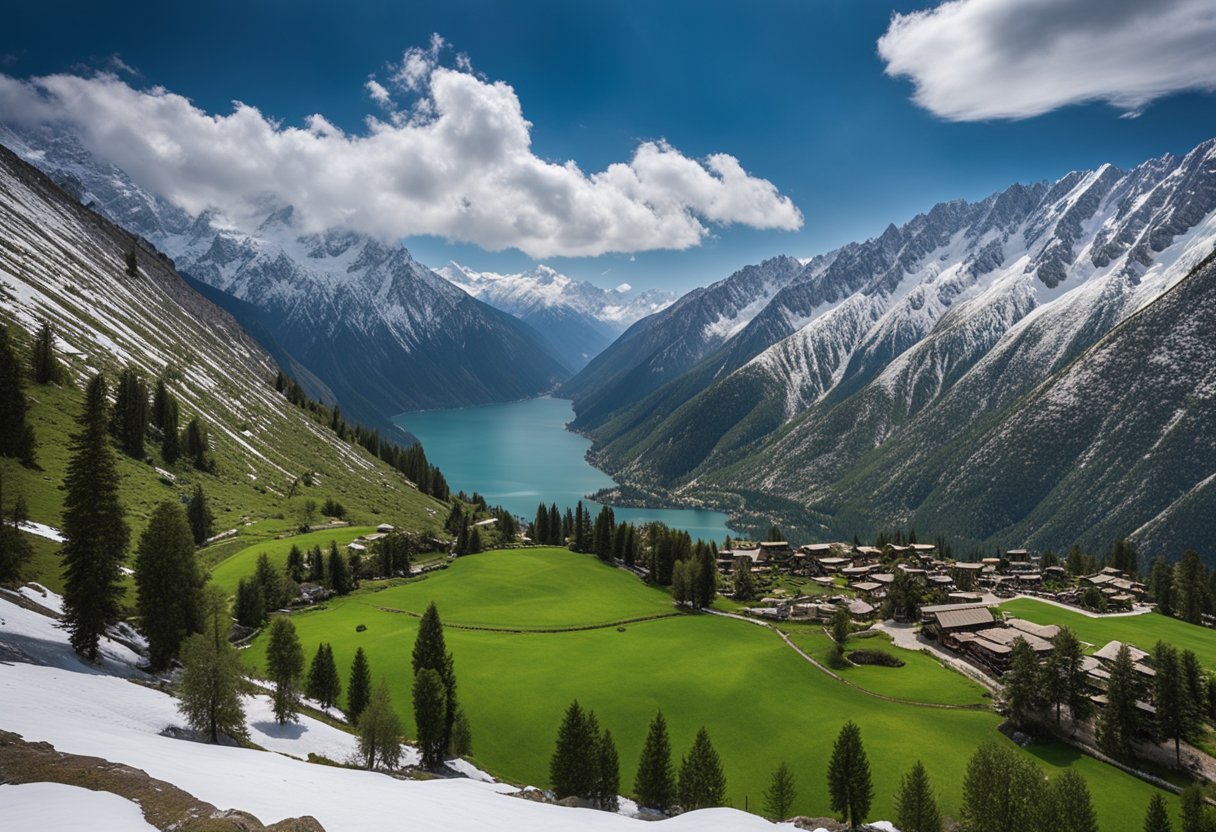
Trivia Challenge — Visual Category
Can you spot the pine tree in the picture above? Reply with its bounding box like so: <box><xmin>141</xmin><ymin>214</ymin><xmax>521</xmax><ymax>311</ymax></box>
<box><xmin>550</xmin><ymin>700</ymin><xmax>599</xmax><ymax>800</ymax></box>
<box><xmin>677</xmin><ymin>727</ymin><xmax>726</xmax><ymax>810</ymax></box>
<box><xmin>110</xmin><ymin>366</ymin><xmax>149</xmax><ymax>459</ymax></box>
<box><xmin>412</xmin><ymin>602</ymin><xmax>458</xmax><ymax>751</ymax></box>
<box><xmin>634</xmin><ymin>710</ymin><xmax>675</xmax><ymax>812</ymax></box>
<box><xmin>450</xmin><ymin>709</ymin><xmax>473</xmax><ymax>758</ymax></box>
<box><xmin>1003</xmin><ymin>637</ymin><xmax>1042</xmax><ymax>728</ymax></box>
<box><xmin>549</xmin><ymin>503</ymin><xmax>562</xmax><ymax>545</ymax></box>
<box><xmin>1153</xmin><ymin>641</ymin><xmax>1188</xmax><ymax>764</ymax></box>
<box><xmin>134</xmin><ymin>500</ymin><xmax>204</xmax><ymax>670</ymax></box>
<box><xmin>1181</xmin><ymin>786</ymin><xmax>1212</xmax><ymax>832</ymax></box>
<box><xmin>961</xmin><ymin>741</ymin><xmax>1045</xmax><ymax>832</ymax></box>
<box><xmin>184</xmin><ymin>416</ymin><xmax>212</xmax><ymax>471</ymax></box>
<box><xmin>30</xmin><ymin>320</ymin><xmax>63</xmax><ymax>385</ymax></box>
<box><xmin>286</xmin><ymin>545</ymin><xmax>306</xmax><ymax>583</ymax></box>
<box><xmin>358</xmin><ymin>678</ymin><xmax>404</xmax><ymax>770</ymax></box>
<box><xmin>672</xmin><ymin>559</ymin><xmax>689</xmax><ymax>605</ymax></box>
<box><xmin>595</xmin><ymin>728</ymin><xmax>620</xmax><ymax>812</ymax></box>
<box><xmin>831</xmin><ymin>606</ymin><xmax>850</xmax><ymax>659</ymax></box>
<box><xmin>347</xmin><ymin>647</ymin><xmax>373</xmax><ymax>723</ymax></box>
<box><xmin>254</xmin><ymin>552</ymin><xmax>285</xmax><ymax>610</ymax></box>
<box><xmin>1175</xmin><ymin>551</ymin><xmax>1208</xmax><ymax>625</ymax></box>
<box><xmin>1144</xmin><ymin>793</ymin><xmax>1173</xmax><ymax>832</ymax></box>
<box><xmin>1150</xmin><ymin>555</ymin><xmax>1174</xmax><ymax>617</ymax></box>
<box><xmin>413</xmin><ymin>667</ymin><xmax>448</xmax><ymax>769</ymax></box>
<box><xmin>1180</xmin><ymin>649</ymin><xmax>1207</xmax><ymax>731</ymax></box>
<box><xmin>265</xmin><ymin>616</ymin><xmax>304</xmax><ymax>724</ymax></box>
<box><xmin>0</xmin><ymin>472</ymin><xmax>34</xmax><ymax>584</ymax></box>
<box><xmin>0</xmin><ymin>326</ymin><xmax>36</xmax><ymax>465</ymax></box>
<box><xmin>61</xmin><ymin>373</ymin><xmax>129</xmax><ymax>661</ymax></box>
<box><xmin>327</xmin><ymin>541</ymin><xmax>353</xmax><ymax>594</ymax></box>
<box><xmin>234</xmin><ymin>576</ymin><xmax>266</xmax><ymax>627</ymax></box>
<box><xmin>534</xmin><ymin>502</ymin><xmax>549</xmax><ymax>545</ymax></box>
<box><xmin>763</xmin><ymin>761</ymin><xmax>797</xmax><ymax>821</ymax></box>
<box><xmin>733</xmin><ymin>563</ymin><xmax>755</xmax><ymax>601</ymax></box>
<box><xmin>1043</xmin><ymin>626</ymin><xmax>1091</xmax><ymax>724</ymax></box>
<box><xmin>893</xmin><ymin>760</ymin><xmax>941</xmax><ymax>832</ymax></box>
<box><xmin>186</xmin><ymin>484</ymin><xmax>214</xmax><ymax>546</ymax></box>
<box><xmin>306</xmin><ymin>642</ymin><xmax>342</xmax><ymax>709</ymax></box>
<box><xmin>160</xmin><ymin>392</ymin><xmax>180</xmax><ymax>464</ymax></box>
<box><xmin>177</xmin><ymin>586</ymin><xmax>247</xmax><ymax>743</ymax></box>
<box><xmin>1098</xmin><ymin>644</ymin><xmax>1141</xmax><ymax>759</ymax></box>
<box><xmin>827</xmin><ymin>721</ymin><xmax>872</xmax><ymax>830</ymax></box>
<box><xmin>1049</xmin><ymin>769</ymin><xmax>1098</xmax><ymax>832</ymax></box>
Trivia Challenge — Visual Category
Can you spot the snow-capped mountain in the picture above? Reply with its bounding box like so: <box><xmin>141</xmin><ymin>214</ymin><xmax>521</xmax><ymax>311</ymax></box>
<box><xmin>436</xmin><ymin>262</ymin><xmax>673</xmax><ymax>370</ymax></box>
<box><xmin>0</xmin><ymin>125</ymin><xmax>569</xmax><ymax>429</ymax></box>
<box><xmin>571</xmin><ymin>138</ymin><xmax>1216</xmax><ymax>557</ymax></box>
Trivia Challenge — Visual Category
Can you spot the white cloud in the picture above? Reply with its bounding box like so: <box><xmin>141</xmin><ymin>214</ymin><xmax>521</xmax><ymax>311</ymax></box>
<box><xmin>0</xmin><ymin>44</ymin><xmax>801</xmax><ymax>258</ymax></box>
<box><xmin>614</xmin><ymin>282</ymin><xmax>632</xmax><ymax>293</ymax></box>
<box><xmin>877</xmin><ymin>0</ymin><xmax>1216</xmax><ymax>121</ymax></box>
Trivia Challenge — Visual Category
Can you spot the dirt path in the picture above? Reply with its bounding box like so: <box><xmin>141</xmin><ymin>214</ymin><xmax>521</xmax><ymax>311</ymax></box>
<box><xmin>875</xmin><ymin>621</ymin><xmax>1001</xmax><ymax>693</ymax></box>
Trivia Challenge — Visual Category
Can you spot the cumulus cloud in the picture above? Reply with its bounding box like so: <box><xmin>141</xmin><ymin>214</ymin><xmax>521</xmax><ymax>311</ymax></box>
<box><xmin>0</xmin><ymin>42</ymin><xmax>801</xmax><ymax>257</ymax></box>
<box><xmin>877</xmin><ymin>0</ymin><xmax>1216</xmax><ymax>120</ymax></box>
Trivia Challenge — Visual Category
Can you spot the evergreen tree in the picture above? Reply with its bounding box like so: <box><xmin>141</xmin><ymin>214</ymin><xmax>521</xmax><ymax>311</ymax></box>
<box><xmin>1048</xmin><ymin>769</ymin><xmax>1099</xmax><ymax>832</ymax></box>
<box><xmin>110</xmin><ymin>366</ymin><xmax>148</xmax><ymax>458</ymax></box>
<box><xmin>160</xmin><ymin>392</ymin><xmax>180</xmax><ymax>464</ymax></box>
<box><xmin>177</xmin><ymin>586</ymin><xmax>247</xmax><ymax>743</ymax></box>
<box><xmin>255</xmin><ymin>551</ymin><xmax>286</xmax><ymax>610</ymax></box>
<box><xmin>412</xmin><ymin>602</ymin><xmax>459</xmax><ymax>751</ymax></box>
<box><xmin>677</xmin><ymin>727</ymin><xmax>726</xmax><ymax>810</ymax></box>
<box><xmin>573</xmin><ymin>501</ymin><xmax>587</xmax><ymax>552</ymax></box>
<box><xmin>0</xmin><ymin>326</ymin><xmax>36</xmax><ymax>465</ymax></box>
<box><xmin>1150</xmin><ymin>555</ymin><xmax>1174</xmax><ymax>616</ymax></box>
<box><xmin>733</xmin><ymin>563</ymin><xmax>755</xmax><ymax>601</ymax></box>
<box><xmin>347</xmin><ymin>647</ymin><xmax>373</xmax><ymax>723</ymax></box>
<box><xmin>550</xmin><ymin>700</ymin><xmax>599</xmax><ymax>800</ymax></box>
<box><xmin>831</xmin><ymin>606</ymin><xmax>850</xmax><ymax>659</ymax></box>
<box><xmin>30</xmin><ymin>320</ymin><xmax>63</xmax><ymax>385</ymax></box>
<box><xmin>308</xmin><ymin>545</ymin><xmax>325</xmax><ymax>583</ymax></box>
<box><xmin>1153</xmin><ymin>641</ymin><xmax>1189</xmax><ymax>764</ymax></box>
<box><xmin>450</xmin><ymin>709</ymin><xmax>474</xmax><ymax>758</ymax></box>
<box><xmin>468</xmin><ymin>526</ymin><xmax>483</xmax><ymax>554</ymax></box>
<box><xmin>894</xmin><ymin>760</ymin><xmax>941</xmax><ymax>832</ymax></box>
<box><xmin>827</xmin><ymin>721</ymin><xmax>872</xmax><ymax>830</ymax></box>
<box><xmin>1003</xmin><ymin>637</ymin><xmax>1042</xmax><ymax>728</ymax></box>
<box><xmin>61</xmin><ymin>373</ymin><xmax>129</xmax><ymax>661</ymax></box>
<box><xmin>671</xmin><ymin>559</ymin><xmax>690</xmax><ymax>605</ymax></box>
<box><xmin>594</xmin><ymin>506</ymin><xmax>614</xmax><ymax>560</ymax></box>
<box><xmin>358</xmin><ymin>678</ymin><xmax>404</xmax><ymax>770</ymax></box>
<box><xmin>413</xmin><ymin>667</ymin><xmax>448</xmax><ymax>769</ymax></box>
<box><xmin>184</xmin><ymin>416</ymin><xmax>212</xmax><ymax>471</ymax></box>
<box><xmin>134</xmin><ymin>500</ymin><xmax>204</xmax><ymax>670</ymax></box>
<box><xmin>1175</xmin><ymin>551</ymin><xmax>1208</xmax><ymax>625</ymax></box>
<box><xmin>634</xmin><ymin>710</ymin><xmax>675</xmax><ymax>812</ymax></box>
<box><xmin>1042</xmin><ymin>626</ymin><xmax>1092</xmax><ymax>724</ymax></box>
<box><xmin>306</xmin><ymin>642</ymin><xmax>342</xmax><ymax>709</ymax></box>
<box><xmin>1181</xmin><ymin>786</ymin><xmax>1213</xmax><ymax>832</ymax></box>
<box><xmin>1144</xmin><ymin>793</ymin><xmax>1173</xmax><ymax>832</ymax></box>
<box><xmin>534</xmin><ymin>502</ymin><xmax>549</xmax><ymax>545</ymax></box>
<box><xmin>1098</xmin><ymin>644</ymin><xmax>1141</xmax><ymax>759</ymax></box>
<box><xmin>960</xmin><ymin>741</ymin><xmax>1044</xmax><ymax>832</ymax></box>
<box><xmin>0</xmin><ymin>472</ymin><xmax>34</xmax><ymax>584</ymax></box>
<box><xmin>549</xmin><ymin>503</ymin><xmax>562</xmax><ymax>545</ymax></box>
<box><xmin>234</xmin><ymin>575</ymin><xmax>266</xmax><ymax>628</ymax></box>
<box><xmin>763</xmin><ymin>761</ymin><xmax>797</xmax><ymax>822</ymax></box>
<box><xmin>286</xmin><ymin>545</ymin><xmax>306</xmax><ymax>583</ymax></box>
<box><xmin>1181</xmin><ymin>649</ymin><xmax>1208</xmax><ymax>731</ymax></box>
<box><xmin>886</xmin><ymin>568</ymin><xmax>924</xmax><ymax>621</ymax></box>
<box><xmin>595</xmin><ymin>728</ymin><xmax>620</xmax><ymax>812</ymax></box>
<box><xmin>326</xmin><ymin>540</ymin><xmax>353</xmax><ymax>594</ymax></box>
<box><xmin>186</xmin><ymin>484</ymin><xmax>214</xmax><ymax>546</ymax></box>
<box><xmin>265</xmin><ymin>616</ymin><xmax>304</xmax><ymax>724</ymax></box>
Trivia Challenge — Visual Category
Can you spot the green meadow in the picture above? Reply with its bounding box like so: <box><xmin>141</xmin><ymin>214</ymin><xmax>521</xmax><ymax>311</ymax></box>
<box><xmin>999</xmin><ymin>599</ymin><xmax>1216</xmax><ymax>668</ymax></box>
<box><xmin>208</xmin><ymin>526</ymin><xmax>378</xmax><ymax>595</ymax></box>
<box><xmin>244</xmin><ymin>548</ymin><xmax>1176</xmax><ymax>827</ymax></box>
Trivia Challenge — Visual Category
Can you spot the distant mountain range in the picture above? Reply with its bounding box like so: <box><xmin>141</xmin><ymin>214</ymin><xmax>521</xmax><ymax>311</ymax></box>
<box><xmin>565</xmin><ymin>138</ymin><xmax>1216</xmax><ymax>559</ymax></box>
<box><xmin>0</xmin><ymin>125</ymin><xmax>569</xmax><ymax>432</ymax></box>
<box><xmin>437</xmin><ymin>262</ymin><xmax>673</xmax><ymax>371</ymax></box>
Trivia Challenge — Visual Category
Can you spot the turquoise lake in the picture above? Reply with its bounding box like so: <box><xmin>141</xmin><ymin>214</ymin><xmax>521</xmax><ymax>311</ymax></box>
<box><xmin>393</xmin><ymin>396</ymin><xmax>735</xmax><ymax>542</ymax></box>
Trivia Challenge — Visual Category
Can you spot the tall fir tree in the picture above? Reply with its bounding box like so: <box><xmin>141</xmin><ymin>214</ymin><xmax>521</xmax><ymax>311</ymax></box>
<box><xmin>413</xmin><ymin>667</ymin><xmax>448</xmax><ymax>769</ymax></box>
<box><xmin>1153</xmin><ymin>641</ymin><xmax>1189</xmax><ymax>764</ymax></box>
<box><xmin>450</xmin><ymin>709</ymin><xmax>474</xmax><ymax>758</ymax></box>
<box><xmin>595</xmin><ymin>728</ymin><xmax>620</xmax><ymax>812</ymax></box>
<box><xmin>1181</xmin><ymin>786</ymin><xmax>1212</xmax><ymax>832</ymax></box>
<box><xmin>1175</xmin><ymin>551</ymin><xmax>1208</xmax><ymax>625</ymax></box>
<box><xmin>234</xmin><ymin>575</ymin><xmax>266</xmax><ymax>627</ymax></box>
<box><xmin>1047</xmin><ymin>769</ymin><xmax>1099</xmax><ymax>832</ymax></box>
<box><xmin>110</xmin><ymin>366</ymin><xmax>148</xmax><ymax>458</ymax></box>
<box><xmin>0</xmin><ymin>326</ymin><xmax>36</xmax><ymax>465</ymax></box>
<box><xmin>1042</xmin><ymin>627</ymin><xmax>1092</xmax><ymax>725</ymax></box>
<box><xmin>184</xmin><ymin>416</ymin><xmax>212</xmax><ymax>471</ymax></box>
<box><xmin>358</xmin><ymin>678</ymin><xmax>404</xmax><ymax>770</ymax></box>
<box><xmin>763</xmin><ymin>762</ymin><xmax>797</xmax><ymax>822</ymax></box>
<box><xmin>160</xmin><ymin>392</ymin><xmax>180</xmax><ymax>464</ymax></box>
<box><xmin>306</xmin><ymin>642</ymin><xmax>342</xmax><ymax>709</ymax></box>
<box><xmin>265</xmin><ymin>616</ymin><xmax>304</xmax><ymax>724</ymax></box>
<box><xmin>412</xmin><ymin>602</ymin><xmax>458</xmax><ymax>751</ymax></box>
<box><xmin>1149</xmin><ymin>555</ymin><xmax>1174</xmax><ymax>616</ymax></box>
<box><xmin>961</xmin><ymin>741</ymin><xmax>1045</xmax><ymax>832</ymax></box>
<box><xmin>30</xmin><ymin>320</ymin><xmax>63</xmax><ymax>385</ymax></box>
<box><xmin>62</xmin><ymin>373</ymin><xmax>129</xmax><ymax>661</ymax></box>
<box><xmin>327</xmin><ymin>541</ymin><xmax>353</xmax><ymax>594</ymax></box>
<box><xmin>894</xmin><ymin>761</ymin><xmax>941</xmax><ymax>832</ymax></box>
<box><xmin>677</xmin><ymin>727</ymin><xmax>726</xmax><ymax>810</ymax></box>
<box><xmin>186</xmin><ymin>484</ymin><xmax>214</xmax><ymax>546</ymax></box>
<box><xmin>347</xmin><ymin>647</ymin><xmax>373</xmax><ymax>723</ymax></box>
<box><xmin>1003</xmin><ymin>637</ymin><xmax>1042</xmax><ymax>728</ymax></box>
<box><xmin>134</xmin><ymin>500</ymin><xmax>204</xmax><ymax>670</ymax></box>
<box><xmin>827</xmin><ymin>721</ymin><xmax>872</xmax><ymax>830</ymax></box>
<box><xmin>177</xmin><ymin>586</ymin><xmax>247</xmax><ymax>743</ymax></box>
<box><xmin>1098</xmin><ymin>644</ymin><xmax>1141</xmax><ymax>759</ymax></box>
<box><xmin>549</xmin><ymin>699</ymin><xmax>599</xmax><ymax>800</ymax></box>
<box><xmin>1144</xmin><ymin>793</ymin><xmax>1173</xmax><ymax>832</ymax></box>
<box><xmin>0</xmin><ymin>471</ymin><xmax>34</xmax><ymax>584</ymax></box>
<box><xmin>634</xmin><ymin>710</ymin><xmax>675</xmax><ymax>812</ymax></box>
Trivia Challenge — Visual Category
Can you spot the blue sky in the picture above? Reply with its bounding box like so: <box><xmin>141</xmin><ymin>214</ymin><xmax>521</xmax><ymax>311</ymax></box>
<box><xmin>3</xmin><ymin>0</ymin><xmax>1216</xmax><ymax>293</ymax></box>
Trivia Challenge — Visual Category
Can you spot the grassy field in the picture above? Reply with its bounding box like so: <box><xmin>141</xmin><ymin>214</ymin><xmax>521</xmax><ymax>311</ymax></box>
<box><xmin>244</xmin><ymin>548</ymin><xmax>1176</xmax><ymax>828</ymax></box>
<box><xmin>781</xmin><ymin>626</ymin><xmax>991</xmax><ymax>707</ymax></box>
<box><xmin>208</xmin><ymin>526</ymin><xmax>379</xmax><ymax>595</ymax></box>
<box><xmin>999</xmin><ymin>599</ymin><xmax>1216</xmax><ymax>668</ymax></box>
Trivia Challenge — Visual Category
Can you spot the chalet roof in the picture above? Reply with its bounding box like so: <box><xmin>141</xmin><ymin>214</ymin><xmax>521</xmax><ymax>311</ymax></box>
<box><xmin>1005</xmin><ymin>549</ymin><xmax>1030</xmax><ymax>556</ymax></box>
<box><xmin>850</xmin><ymin>581</ymin><xmax>882</xmax><ymax>592</ymax></box>
<box><xmin>854</xmin><ymin>546</ymin><xmax>882</xmax><ymax>555</ymax></box>
<box><xmin>1086</xmin><ymin>574</ymin><xmax>1115</xmax><ymax>585</ymax></box>
<box><xmin>929</xmin><ymin>575</ymin><xmax>954</xmax><ymax>585</ymax></box>
<box><xmin>979</xmin><ymin>627</ymin><xmax>1052</xmax><ymax>652</ymax></box>
<box><xmin>948</xmin><ymin>592</ymin><xmax>984</xmax><ymax>603</ymax></box>
<box><xmin>817</xmin><ymin>557</ymin><xmax>850</xmax><ymax>565</ymax></box>
<box><xmin>921</xmin><ymin>601</ymin><xmax>988</xmax><ymax>615</ymax></box>
<box><xmin>346</xmin><ymin>542</ymin><xmax>367</xmax><ymax>551</ymax></box>
<box><xmin>1007</xmin><ymin>619</ymin><xmax>1060</xmax><ymax>640</ymax></box>
<box><xmin>364</xmin><ymin>532</ymin><xmax>387</xmax><ymax>541</ymax></box>
<box><xmin>848</xmin><ymin>599</ymin><xmax>876</xmax><ymax>616</ymax></box>
<box><xmin>812</xmin><ymin>576</ymin><xmax>835</xmax><ymax>586</ymax></box>
<box><xmin>759</xmin><ymin>541</ymin><xmax>790</xmax><ymax>549</ymax></box>
<box><xmin>897</xmin><ymin>564</ymin><xmax>926</xmax><ymax>574</ymax></box>
<box><xmin>872</xmin><ymin>573</ymin><xmax>895</xmax><ymax>584</ymax></box>
<box><xmin>376</xmin><ymin>523</ymin><xmax>395</xmax><ymax>532</ymax></box>
<box><xmin>1100</xmin><ymin>566</ymin><xmax>1124</xmax><ymax>575</ymax></box>
<box><xmin>1016</xmin><ymin>573</ymin><xmax>1042</xmax><ymax>581</ymax></box>
<box><xmin>1093</xmin><ymin>640</ymin><xmax>1149</xmax><ymax>664</ymax></box>
<box><xmin>981</xmin><ymin>558</ymin><xmax>1001</xmax><ymax>565</ymax></box>
<box><xmin>841</xmin><ymin>565</ymin><xmax>875</xmax><ymax>575</ymax></box>
<box><xmin>952</xmin><ymin>561</ymin><xmax>985</xmax><ymax>570</ymax></box>
<box><xmin>802</xmin><ymin>543</ymin><xmax>835</xmax><ymax>553</ymax></box>
<box><xmin>933</xmin><ymin>607</ymin><xmax>996</xmax><ymax>630</ymax></box>
<box><xmin>910</xmin><ymin>543</ymin><xmax>937</xmax><ymax>552</ymax></box>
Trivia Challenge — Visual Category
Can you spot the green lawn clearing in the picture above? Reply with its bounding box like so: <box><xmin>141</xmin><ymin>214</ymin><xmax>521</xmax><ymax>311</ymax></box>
<box><xmin>209</xmin><ymin>526</ymin><xmax>378</xmax><ymax>595</ymax></box>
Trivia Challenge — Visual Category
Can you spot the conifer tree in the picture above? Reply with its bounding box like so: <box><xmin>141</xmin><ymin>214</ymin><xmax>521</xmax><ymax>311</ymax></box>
<box><xmin>831</xmin><ymin>606</ymin><xmax>850</xmax><ymax>659</ymax></box>
<box><xmin>1153</xmin><ymin>641</ymin><xmax>1189</xmax><ymax>764</ymax></box>
<box><xmin>160</xmin><ymin>392</ymin><xmax>180</xmax><ymax>464</ymax></box>
<box><xmin>763</xmin><ymin>761</ymin><xmax>797</xmax><ymax>822</ymax></box>
<box><xmin>1144</xmin><ymin>793</ymin><xmax>1173</xmax><ymax>832</ymax></box>
<box><xmin>550</xmin><ymin>699</ymin><xmax>599</xmax><ymax>800</ymax></box>
<box><xmin>733</xmin><ymin>563</ymin><xmax>755</xmax><ymax>601</ymax></box>
<box><xmin>358</xmin><ymin>678</ymin><xmax>403</xmax><ymax>770</ymax></box>
<box><xmin>634</xmin><ymin>710</ymin><xmax>675</xmax><ymax>812</ymax></box>
<box><xmin>450</xmin><ymin>709</ymin><xmax>473</xmax><ymax>758</ymax></box>
<box><xmin>135</xmin><ymin>500</ymin><xmax>204</xmax><ymax>670</ymax></box>
<box><xmin>254</xmin><ymin>551</ymin><xmax>285</xmax><ymax>610</ymax></box>
<box><xmin>327</xmin><ymin>541</ymin><xmax>353</xmax><ymax>594</ymax></box>
<box><xmin>549</xmin><ymin>503</ymin><xmax>561</xmax><ymax>545</ymax></box>
<box><xmin>1048</xmin><ymin>769</ymin><xmax>1099</xmax><ymax>832</ymax></box>
<box><xmin>533</xmin><ymin>502</ymin><xmax>549</xmax><ymax>545</ymax></box>
<box><xmin>62</xmin><ymin>373</ymin><xmax>129</xmax><ymax>661</ymax></box>
<box><xmin>347</xmin><ymin>647</ymin><xmax>373</xmax><ymax>723</ymax></box>
<box><xmin>413</xmin><ymin>667</ymin><xmax>448</xmax><ymax>769</ymax></box>
<box><xmin>827</xmin><ymin>721</ymin><xmax>872</xmax><ymax>830</ymax></box>
<box><xmin>1098</xmin><ymin>643</ymin><xmax>1141</xmax><ymax>759</ymax></box>
<box><xmin>1175</xmin><ymin>551</ymin><xmax>1208</xmax><ymax>625</ymax></box>
<box><xmin>186</xmin><ymin>484</ymin><xmax>214</xmax><ymax>546</ymax></box>
<box><xmin>1042</xmin><ymin>626</ymin><xmax>1091</xmax><ymax>724</ymax></box>
<box><xmin>0</xmin><ymin>472</ymin><xmax>34</xmax><ymax>584</ymax></box>
<box><xmin>0</xmin><ymin>326</ymin><xmax>36</xmax><ymax>465</ymax></box>
<box><xmin>178</xmin><ymin>586</ymin><xmax>247</xmax><ymax>743</ymax></box>
<box><xmin>1181</xmin><ymin>786</ymin><xmax>1212</xmax><ymax>832</ymax></box>
<box><xmin>1180</xmin><ymin>649</ymin><xmax>1207</xmax><ymax>729</ymax></box>
<box><xmin>265</xmin><ymin>616</ymin><xmax>304</xmax><ymax>724</ymax></box>
<box><xmin>1150</xmin><ymin>555</ymin><xmax>1174</xmax><ymax>616</ymax></box>
<box><xmin>234</xmin><ymin>576</ymin><xmax>266</xmax><ymax>627</ymax></box>
<box><xmin>286</xmin><ymin>545</ymin><xmax>306</xmax><ymax>583</ymax></box>
<box><xmin>672</xmin><ymin>560</ymin><xmax>690</xmax><ymax>605</ymax></box>
<box><xmin>184</xmin><ymin>416</ymin><xmax>212</xmax><ymax>471</ymax></box>
<box><xmin>412</xmin><ymin>602</ymin><xmax>458</xmax><ymax>750</ymax></box>
<box><xmin>30</xmin><ymin>320</ymin><xmax>63</xmax><ymax>385</ymax></box>
<box><xmin>1003</xmin><ymin>637</ymin><xmax>1042</xmax><ymax>728</ymax></box>
<box><xmin>894</xmin><ymin>761</ymin><xmax>941</xmax><ymax>832</ymax></box>
<box><xmin>306</xmin><ymin>642</ymin><xmax>342</xmax><ymax>709</ymax></box>
<box><xmin>110</xmin><ymin>366</ymin><xmax>148</xmax><ymax>458</ymax></box>
<box><xmin>677</xmin><ymin>727</ymin><xmax>726</xmax><ymax>810</ymax></box>
<box><xmin>595</xmin><ymin>728</ymin><xmax>620</xmax><ymax>812</ymax></box>
<box><xmin>961</xmin><ymin>741</ymin><xmax>1044</xmax><ymax>832</ymax></box>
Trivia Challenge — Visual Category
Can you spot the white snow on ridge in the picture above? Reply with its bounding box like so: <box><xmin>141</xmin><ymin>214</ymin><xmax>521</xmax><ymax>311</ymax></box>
<box><xmin>0</xmin><ymin>782</ymin><xmax>158</xmax><ymax>832</ymax></box>
<box><xmin>17</xmin><ymin>521</ymin><xmax>63</xmax><ymax>543</ymax></box>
